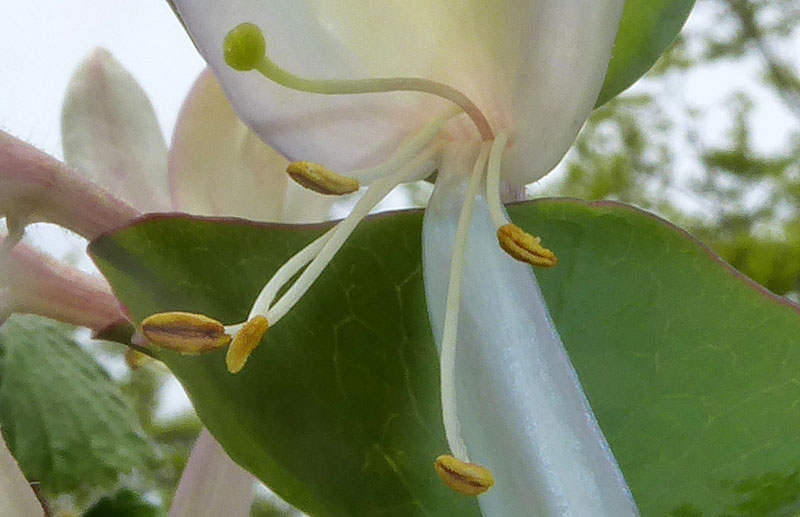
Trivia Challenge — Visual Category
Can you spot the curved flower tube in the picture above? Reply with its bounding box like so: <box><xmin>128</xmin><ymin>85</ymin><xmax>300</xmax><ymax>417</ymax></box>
<box><xmin>0</xmin><ymin>231</ymin><xmax>126</xmax><ymax>331</ymax></box>
<box><xmin>165</xmin><ymin>1</ymin><xmax>639</xmax><ymax>514</ymax></box>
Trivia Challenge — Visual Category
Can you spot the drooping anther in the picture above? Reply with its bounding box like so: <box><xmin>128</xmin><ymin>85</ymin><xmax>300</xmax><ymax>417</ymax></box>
<box><xmin>286</xmin><ymin>162</ymin><xmax>360</xmax><ymax>196</ymax></box>
<box><xmin>496</xmin><ymin>223</ymin><xmax>557</xmax><ymax>268</ymax></box>
<box><xmin>434</xmin><ymin>455</ymin><xmax>494</xmax><ymax>496</ymax></box>
<box><xmin>226</xmin><ymin>315</ymin><xmax>269</xmax><ymax>374</ymax></box>
<box><xmin>141</xmin><ymin>312</ymin><xmax>231</xmax><ymax>355</ymax></box>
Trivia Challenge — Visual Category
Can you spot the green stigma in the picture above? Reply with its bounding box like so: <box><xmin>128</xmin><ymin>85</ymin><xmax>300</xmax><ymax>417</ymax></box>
<box><xmin>223</xmin><ymin>22</ymin><xmax>266</xmax><ymax>71</ymax></box>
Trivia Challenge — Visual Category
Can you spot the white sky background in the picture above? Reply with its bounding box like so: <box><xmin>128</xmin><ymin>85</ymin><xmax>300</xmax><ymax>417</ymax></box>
<box><xmin>0</xmin><ymin>0</ymin><xmax>203</xmax><ymax>159</ymax></box>
<box><xmin>1</xmin><ymin>2</ymin><xmax>798</xmax><ymax>414</ymax></box>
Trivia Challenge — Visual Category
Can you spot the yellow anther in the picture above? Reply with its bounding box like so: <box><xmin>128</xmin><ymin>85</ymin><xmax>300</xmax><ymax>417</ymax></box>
<box><xmin>434</xmin><ymin>455</ymin><xmax>494</xmax><ymax>496</ymax></box>
<box><xmin>141</xmin><ymin>312</ymin><xmax>231</xmax><ymax>355</ymax></box>
<box><xmin>496</xmin><ymin>223</ymin><xmax>557</xmax><ymax>268</ymax></box>
<box><xmin>287</xmin><ymin>161</ymin><xmax>360</xmax><ymax>196</ymax></box>
<box><xmin>226</xmin><ymin>315</ymin><xmax>269</xmax><ymax>374</ymax></box>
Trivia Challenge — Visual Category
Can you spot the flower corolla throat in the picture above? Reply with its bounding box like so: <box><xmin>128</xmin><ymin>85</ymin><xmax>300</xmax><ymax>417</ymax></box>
<box><xmin>143</xmin><ymin>21</ymin><xmax>560</xmax><ymax>497</ymax></box>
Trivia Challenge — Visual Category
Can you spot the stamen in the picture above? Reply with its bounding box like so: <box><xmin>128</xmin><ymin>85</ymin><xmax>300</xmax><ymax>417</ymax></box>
<box><xmin>349</xmin><ymin>105</ymin><xmax>461</xmax><ymax>184</ymax></box>
<box><xmin>440</xmin><ymin>142</ymin><xmax>491</xmax><ymax>461</ymax></box>
<box><xmin>223</xmin><ymin>23</ymin><xmax>493</xmax><ymax>140</ymax></box>
<box><xmin>247</xmin><ymin>108</ymin><xmax>457</xmax><ymax>321</ymax></box>
<box><xmin>434</xmin><ymin>455</ymin><xmax>494</xmax><ymax>496</ymax></box>
<box><xmin>141</xmin><ymin>312</ymin><xmax>231</xmax><ymax>354</ymax></box>
<box><xmin>485</xmin><ymin>134</ymin><xmax>557</xmax><ymax>267</ymax></box>
<box><xmin>485</xmin><ymin>133</ymin><xmax>510</xmax><ymax>229</ymax></box>
<box><xmin>248</xmin><ymin>229</ymin><xmax>335</xmax><ymax>319</ymax></box>
<box><xmin>287</xmin><ymin>162</ymin><xmax>359</xmax><ymax>196</ymax></box>
<box><xmin>263</xmin><ymin>144</ymin><xmax>441</xmax><ymax>326</ymax></box>
<box><xmin>497</xmin><ymin>224</ymin><xmax>557</xmax><ymax>268</ymax></box>
<box><xmin>226</xmin><ymin>315</ymin><xmax>269</xmax><ymax>374</ymax></box>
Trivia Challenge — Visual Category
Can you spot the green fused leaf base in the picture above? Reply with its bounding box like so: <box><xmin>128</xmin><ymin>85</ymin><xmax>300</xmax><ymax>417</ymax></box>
<box><xmin>90</xmin><ymin>199</ymin><xmax>800</xmax><ymax>516</ymax></box>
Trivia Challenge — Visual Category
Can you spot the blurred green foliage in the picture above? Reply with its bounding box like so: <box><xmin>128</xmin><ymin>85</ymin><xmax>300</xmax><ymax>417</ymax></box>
<box><xmin>554</xmin><ymin>0</ymin><xmax>800</xmax><ymax>298</ymax></box>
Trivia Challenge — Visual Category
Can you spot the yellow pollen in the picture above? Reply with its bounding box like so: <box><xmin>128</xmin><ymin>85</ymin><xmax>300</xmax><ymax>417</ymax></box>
<box><xmin>434</xmin><ymin>455</ymin><xmax>494</xmax><ymax>496</ymax></box>
<box><xmin>496</xmin><ymin>223</ymin><xmax>557</xmax><ymax>268</ymax></box>
<box><xmin>226</xmin><ymin>315</ymin><xmax>269</xmax><ymax>374</ymax></box>
<box><xmin>287</xmin><ymin>161</ymin><xmax>360</xmax><ymax>196</ymax></box>
<box><xmin>141</xmin><ymin>312</ymin><xmax>231</xmax><ymax>355</ymax></box>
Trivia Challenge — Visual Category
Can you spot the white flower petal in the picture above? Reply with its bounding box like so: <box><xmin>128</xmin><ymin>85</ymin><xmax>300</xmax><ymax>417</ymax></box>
<box><xmin>504</xmin><ymin>1</ymin><xmax>625</xmax><ymax>185</ymax></box>
<box><xmin>174</xmin><ymin>1</ymin><xmax>624</xmax><ymax>185</ymax></box>
<box><xmin>169</xmin><ymin>69</ymin><xmax>333</xmax><ymax>223</ymax></box>
<box><xmin>422</xmin><ymin>171</ymin><xmax>637</xmax><ymax>515</ymax></box>
<box><xmin>169</xmin><ymin>429</ymin><xmax>255</xmax><ymax>517</ymax></box>
<box><xmin>172</xmin><ymin>0</ymin><xmax>421</xmax><ymax>172</ymax></box>
<box><xmin>0</xmin><ymin>432</ymin><xmax>44</xmax><ymax>517</ymax></box>
<box><xmin>61</xmin><ymin>49</ymin><xmax>171</xmax><ymax>212</ymax></box>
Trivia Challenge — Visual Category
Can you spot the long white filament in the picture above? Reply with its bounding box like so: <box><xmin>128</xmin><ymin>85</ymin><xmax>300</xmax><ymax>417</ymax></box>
<box><xmin>263</xmin><ymin>145</ymin><xmax>441</xmax><ymax>325</ymax></box>
<box><xmin>349</xmin><ymin>105</ymin><xmax>461</xmax><ymax>183</ymax></box>
<box><xmin>439</xmin><ymin>143</ymin><xmax>491</xmax><ymax>461</ymax></box>
<box><xmin>246</xmin><ymin>107</ymin><xmax>462</xmax><ymax>322</ymax></box>
<box><xmin>485</xmin><ymin>133</ymin><xmax>510</xmax><ymax>228</ymax></box>
<box><xmin>247</xmin><ymin>229</ymin><xmax>335</xmax><ymax>320</ymax></box>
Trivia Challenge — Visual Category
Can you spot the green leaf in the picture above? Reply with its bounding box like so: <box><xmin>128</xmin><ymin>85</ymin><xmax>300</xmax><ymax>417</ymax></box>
<box><xmin>596</xmin><ymin>0</ymin><xmax>695</xmax><ymax>106</ymax></box>
<box><xmin>89</xmin><ymin>199</ymin><xmax>800</xmax><ymax>516</ymax></box>
<box><xmin>518</xmin><ymin>200</ymin><xmax>800</xmax><ymax>516</ymax></box>
<box><xmin>90</xmin><ymin>214</ymin><xmax>480</xmax><ymax>517</ymax></box>
<box><xmin>0</xmin><ymin>315</ymin><xmax>155</xmax><ymax>493</ymax></box>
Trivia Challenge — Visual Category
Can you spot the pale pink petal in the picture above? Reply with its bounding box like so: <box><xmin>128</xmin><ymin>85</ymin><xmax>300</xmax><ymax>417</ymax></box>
<box><xmin>173</xmin><ymin>1</ymin><xmax>625</xmax><ymax>186</ymax></box>
<box><xmin>170</xmin><ymin>68</ymin><xmax>332</xmax><ymax>222</ymax></box>
<box><xmin>0</xmin><ymin>429</ymin><xmax>44</xmax><ymax>516</ymax></box>
<box><xmin>61</xmin><ymin>49</ymin><xmax>171</xmax><ymax>212</ymax></box>
<box><xmin>0</xmin><ymin>232</ymin><xmax>126</xmax><ymax>331</ymax></box>
<box><xmin>0</xmin><ymin>130</ymin><xmax>139</xmax><ymax>240</ymax></box>
<box><xmin>172</xmin><ymin>0</ymin><xmax>421</xmax><ymax>172</ymax></box>
<box><xmin>169</xmin><ymin>429</ymin><xmax>254</xmax><ymax>517</ymax></box>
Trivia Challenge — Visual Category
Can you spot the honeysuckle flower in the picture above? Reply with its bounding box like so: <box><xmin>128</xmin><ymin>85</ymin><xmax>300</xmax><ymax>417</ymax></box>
<box><xmin>164</xmin><ymin>1</ymin><xmax>639</xmax><ymax>514</ymax></box>
<box><xmin>59</xmin><ymin>50</ymin><xmax>336</xmax><ymax>516</ymax></box>
<box><xmin>1</xmin><ymin>49</ymin><xmax>332</xmax><ymax>515</ymax></box>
